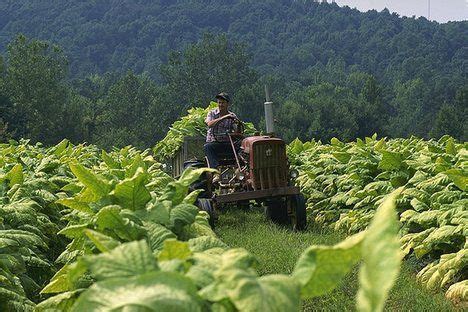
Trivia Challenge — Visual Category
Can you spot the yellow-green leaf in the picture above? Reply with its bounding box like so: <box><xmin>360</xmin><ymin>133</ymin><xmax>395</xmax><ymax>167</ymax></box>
<box><xmin>356</xmin><ymin>188</ymin><xmax>403</xmax><ymax>312</ymax></box>
<box><xmin>292</xmin><ymin>231</ymin><xmax>364</xmax><ymax>298</ymax></box>
<box><xmin>70</xmin><ymin>162</ymin><xmax>110</xmax><ymax>197</ymax></box>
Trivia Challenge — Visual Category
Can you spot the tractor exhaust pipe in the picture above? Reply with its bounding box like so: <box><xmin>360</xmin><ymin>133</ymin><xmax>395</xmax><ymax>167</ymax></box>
<box><xmin>264</xmin><ymin>85</ymin><xmax>275</xmax><ymax>135</ymax></box>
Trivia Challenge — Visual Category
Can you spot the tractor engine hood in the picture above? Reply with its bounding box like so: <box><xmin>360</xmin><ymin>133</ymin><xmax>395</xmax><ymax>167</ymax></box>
<box><xmin>241</xmin><ymin>136</ymin><xmax>285</xmax><ymax>153</ymax></box>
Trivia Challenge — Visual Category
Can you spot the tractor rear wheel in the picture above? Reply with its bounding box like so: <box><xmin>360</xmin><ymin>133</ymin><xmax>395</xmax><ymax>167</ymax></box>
<box><xmin>265</xmin><ymin>197</ymin><xmax>289</xmax><ymax>225</ymax></box>
<box><xmin>237</xmin><ymin>200</ymin><xmax>250</xmax><ymax>211</ymax></box>
<box><xmin>289</xmin><ymin>194</ymin><xmax>307</xmax><ymax>231</ymax></box>
<box><xmin>196</xmin><ymin>198</ymin><xmax>216</xmax><ymax>229</ymax></box>
<box><xmin>184</xmin><ymin>160</ymin><xmax>211</xmax><ymax>198</ymax></box>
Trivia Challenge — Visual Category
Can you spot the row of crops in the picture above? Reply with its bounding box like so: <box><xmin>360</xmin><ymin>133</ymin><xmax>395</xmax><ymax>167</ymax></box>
<box><xmin>288</xmin><ymin>135</ymin><xmax>467</xmax><ymax>306</ymax></box>
<box><xmin>1</xmin><ymin>138</ymin><xmax>403</xmax><ymax>311</ymax></box>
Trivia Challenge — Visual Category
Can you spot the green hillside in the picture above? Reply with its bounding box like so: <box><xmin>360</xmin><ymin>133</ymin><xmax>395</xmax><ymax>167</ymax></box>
<box><xmin>1</xmin><ymin>0</ymin><xmax>465</xmax><ymax>81</ymax></box>
<box><xmin>0</xmin><ymin>0</ymin><xmax>466</xmax><ymax>147</ymax></box>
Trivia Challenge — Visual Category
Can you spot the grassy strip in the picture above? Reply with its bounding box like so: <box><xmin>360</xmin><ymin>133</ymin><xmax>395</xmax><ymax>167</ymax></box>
<box><xmin>216</xmin><ymin>208</ymin><xmax>457</xmax><ymax>312</ymax></box>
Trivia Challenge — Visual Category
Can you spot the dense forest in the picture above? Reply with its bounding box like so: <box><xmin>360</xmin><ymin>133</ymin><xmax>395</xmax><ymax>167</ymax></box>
<box><xmin>0</xmin><ymin>0</ymin><xmax>466</xmax><ymax>148</ymax></box>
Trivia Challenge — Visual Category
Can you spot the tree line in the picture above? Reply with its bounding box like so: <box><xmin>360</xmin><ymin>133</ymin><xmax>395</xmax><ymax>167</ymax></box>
<box><xmin>0</xmin><ymin>0</ymin><xmax>467</xmax><ymax>147</ymax></box>
<box><xmin>0</xmin><ymin>33</ymin><xmax>466</xmax><ymax>149</ymax></box>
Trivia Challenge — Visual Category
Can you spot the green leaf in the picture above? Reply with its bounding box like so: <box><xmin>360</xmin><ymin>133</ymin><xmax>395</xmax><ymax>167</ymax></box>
<box><xmin>142</xmin><ymin>200</ymin><xmax>172</xmax><ymax>225</ymax></box>
<box><xmin>188</xmin><ymin>236</ymin><xmax>228</xmax><ymax>253</ymax></box>
<box><xmin>289</xmin><ymin>138</ymin><xmax>304</xmax><ymax>155</ymax></box>
<box><xmin>56</xmin><ymin>198</ymin><xmax>94</xmax><ymax>214</ymax></box>
<box><xmin>41</xmin><ymin>262</ymin><xmax>87</xmax><ymax>294</ymax></box>
<box><xmin>417</xmin><ymin>249</ymin><xmax>467</xmax><ymax>291</ymax></box>
<box><xmin>410</xmin><ymin>198</ymin><xmax>430</xmax><ymax>212</ymax></box>
<box><xmin>58</xmin><ymin>224</ymin><xmax>89</xmax><ymax>239</ymax></box>
<box><xmin>170</xmin><ymin>203</ymin><xmax>199</xmax><ymax>231</ymax></box>
<box><xmin>356</xmin><ymin>188</ymin><xmax>402</xmax><ymax>312</ymax></box>
<box><xmin>101</xmin><ymin>150</ymin><xmax>120</xmax><ymax>169</ymax></box>
<box><xmin>84</xmin><ymin>240</ymin><xmax>158</xmax><ymax>281</ymax></box>
<box><xmin>186</xmin><ymin>253</ymin><xmax>221</xmax><ymax>288</ymax></box>
<box><xmin>330</xmin><ymin>137</ymin><xmax>343</xmax><ymax>146</ymax></box>
<box><xmin>144</xmin><ymin>221</ymin><xmax>177</xmax><ymax>251</ymax></box>
<box><xmin>179</xmin><ymin>167</ymin><xmax>217</xmax><ymax>187</ymax></box>
<box><xmin>95</xmin><ymin>205</ymin><xmax>145</xmax><ymax>241</ymax></box>
<box><xmin>71</xmin><ymin>271</ymin><xmax>203</xmax><ymax>312</ymax></box>
<box><xmin>53</xmin><ymin>139</ymin><xmax>70</xmax><ymax>156</ymax></box>
<box><xmin>201</xmin><ymin>269</ymin><xmax>300</xmax><ymax>312</ymax></box>
<box><xmin>188</xmin><ymin>212</ymin><xmax>217</xmax><ymax>238</ymax></box>
<box><xmin>183</xmin><ymin>189</ymin><xmax>203</xmax><ymax>205</ymax></box>
<box><xmin>0</xmin><ymin>229</ymin><xmax>47</xmax><ymax>249</ymax></box>
<box><xmin>444</xmin><ymin>169</ymin><xmax>467</xmax><ymax>191</ymax></box>
<box><xmin>445</xmin><ymin>280</ymin><xmax>467</xmax><ymax>306</ymax></box>
<box><xmin>111</xmin><ymin>167</ymin><xmax>151</xmax><ymax>210</ymax></box>
<box><xmin>292</xmin><ymin>231</ymin><xmax>364</xmax><ymax>299</ymax></box>
<box><xmin>374</xmin><ymin>138</ymin><xmax>386</xmax><ymax>151</ymax></box>
<box><xmin>84</xmin><ymin>229</ymin><xmax>120</xmax><ymax>252</ymax></box>
<box><xmin>0</xmin><ymin>287</ymin><xmax>35</xmax><ymax>311</ymax></box>
<box><xmin>94</xmin><ymin>205</ymin><xmax>124</xmax><ymax>230</ymax></box>
<box><xmin>378</xmin><ymin>151</ymin><xmax>402</xmax><ymax>171</ymax></box>
<box><xmin>69</xmin><ymin>162</ymin><xmax>110</xmax><ymax>198</ymax></box>
<box><xmin>7</xmin><ymin>164</ymin><xmax>23</xmax><ymax>187</ymax></box>
<box><xmin>158</xmin><ymin>239</ymin><xmax>192</xmax><ymax>262</ymax></box>
<box><xmin>35</xmin><ymin>289</ymin><xmax>83</xmax><ymax>311</ymax></box>
<box><xmin>445</xmin><ymin>138</ymin><xmax>456</xmax><ymax>155</ymax></box>
<box><xmin>125</xmin><ymin>153</ymin><xmax>145</xmax><ymax>178</ymax></box>
<box><xmin>332</xmin><ymin>152</ymin><xmax>351</xmax><ymax>164</ymax></box>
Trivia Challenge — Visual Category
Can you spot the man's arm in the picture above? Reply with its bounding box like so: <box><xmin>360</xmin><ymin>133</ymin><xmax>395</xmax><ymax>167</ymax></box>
<box><xmin>205</xmin><ymin>112</ymin><xmax>235</xmax><ymax>128</ymax></box>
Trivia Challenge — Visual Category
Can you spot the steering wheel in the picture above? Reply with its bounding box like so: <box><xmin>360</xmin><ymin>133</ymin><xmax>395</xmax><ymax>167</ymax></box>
<box><xmin>213</xmin><ymin>116</ymin><xmax>244</xmax><ymax>143</ymax></box>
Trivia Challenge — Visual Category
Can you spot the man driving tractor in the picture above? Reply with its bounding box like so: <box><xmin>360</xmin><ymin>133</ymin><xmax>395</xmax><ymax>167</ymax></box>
<box><xmin>204</xmin><ymin>92</ymin><xmax>240</xmax><ymax>178</ymax></box>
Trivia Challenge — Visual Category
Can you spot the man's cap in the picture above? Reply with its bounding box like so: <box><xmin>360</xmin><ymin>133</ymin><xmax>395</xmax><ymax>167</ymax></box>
<box><xmin>215</xmin><ymin>92</ymin><xmax>230</xmax><ymax>103</ymax></box>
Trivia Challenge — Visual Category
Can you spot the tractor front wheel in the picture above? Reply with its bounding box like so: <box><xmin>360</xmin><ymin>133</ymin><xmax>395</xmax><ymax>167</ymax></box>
<box><xmin>196</xmin><ymin>198</ymin><xmax>216</xmax><ymax>229</ymax></box>
<box><xmin>264</xmin><ymin>197</ymin><xmax>289</xmax><ymax>225</ymax></box>
<box><xmin>288</xmin><ymin>194</ymin><xmax>307</xmax><ymax>231</ymax></box>
<box><xmin>237</xmin><ymin>200</ymin><xmax>250</xmax><ymax>211</ymax></box>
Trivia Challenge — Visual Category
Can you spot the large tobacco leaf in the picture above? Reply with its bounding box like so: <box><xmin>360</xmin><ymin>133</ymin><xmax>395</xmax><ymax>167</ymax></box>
<box><xmin>71</xmin><ymin>272</ymin><xmax>204</xmax><ymax>312</ymax></box>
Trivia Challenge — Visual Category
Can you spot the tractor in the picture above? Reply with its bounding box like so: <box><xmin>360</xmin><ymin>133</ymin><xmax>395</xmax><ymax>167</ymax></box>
<box><xmin>171</xmin><ymin>88</ymin><xmax>307</xmax><ymax>230</ymax></box>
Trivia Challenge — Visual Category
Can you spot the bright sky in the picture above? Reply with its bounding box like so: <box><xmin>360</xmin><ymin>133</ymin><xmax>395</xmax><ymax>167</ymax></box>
<box><xmin>334</xmin><ymin>0</ymin><xmax>468</xmax><ymax>23</ymax></box>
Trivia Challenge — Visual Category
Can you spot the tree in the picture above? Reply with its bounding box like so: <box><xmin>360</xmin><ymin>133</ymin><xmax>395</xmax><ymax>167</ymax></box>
<box><xmin>387</xmin><ymin>79</ymin><xmax>428</xmax><ymax>138</ymax></box>
<box><xmin>161</xmin><ymin>33</ymin><xmax>257</xmax><ymax>110</ymax></box>
<box><xmin>277</xmin><ymin>82</ymin><xmax>359</xmax><ymax>142</ymax></box>
<box><xmin>355</xmin><ymin>75</ymin><xmax>386</xmax><ymax>138</ymax></box>
<box><xmin>93</xmin><ymin>72</ymin><xmax>163</xmax><ymax>149</ymax></box>
<box><xmin>5</xmin><ymin>35</ymin><xmax>70</xmax><ymax>144</ymax></box>
<box><xmin>431</xmin><ymin>87</ymin><xmax>468</xmax><ymax>141</ymax></box>
<box><xmin>0</xmin><ymin>55</ymin><xmax>13</xmax><ymax>141</ymax></box>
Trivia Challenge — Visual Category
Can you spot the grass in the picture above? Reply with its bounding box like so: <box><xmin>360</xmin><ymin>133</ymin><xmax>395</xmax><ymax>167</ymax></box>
<box><xmin>215</xmin><ymin>207</ymin><xmax>458</xmax><ymax>312</ymax></box>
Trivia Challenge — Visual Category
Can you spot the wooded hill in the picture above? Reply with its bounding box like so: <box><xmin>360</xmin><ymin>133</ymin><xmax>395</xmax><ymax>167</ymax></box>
<box><xmin>0</xmin><ymin>0</ymin><xmax>466</xmax><ymax>147</ymax></box>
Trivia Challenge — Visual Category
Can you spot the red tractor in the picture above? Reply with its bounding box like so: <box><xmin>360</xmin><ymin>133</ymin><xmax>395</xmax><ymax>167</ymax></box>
<box><xmin>171</xmin><ymin>91</ymin><xmax>307</xmax><ymax>230</ymax></box>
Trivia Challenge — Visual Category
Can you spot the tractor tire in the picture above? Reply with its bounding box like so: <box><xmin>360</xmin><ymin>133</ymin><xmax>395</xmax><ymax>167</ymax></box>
<box><xmin>237</xmin><ymin>200</ymin><xmax>250</xmax><ymax>211</ymax></box>
<box><xmin>290</xmin><ymin>194</ymin><xmax>307</xmax><ymax>231</ymax></box>
<box><xmin>184</xmin><ymin>160</ymin><xmax>211</xmax><ymax>198</ymax></box>
<box><xmin>196</xmin><ymin>198</ymin><xmax>216</xmax><ymax>229</ymax></box>
<box><xmin>265</xmin><ymin>197</ymin><xmax>289</xmax><ymax>225</ymax></box>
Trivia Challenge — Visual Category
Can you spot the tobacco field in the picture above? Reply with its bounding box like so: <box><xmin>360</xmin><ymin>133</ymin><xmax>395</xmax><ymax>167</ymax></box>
<box><xmin>1</xmin><ymin>137</ymin><xmax>403</xmax><ymax>311</ymax></box>
<box><xmin>0</xmin><ymin>104</ymin><xmax>466</xmax><ymax>310</ymax></box>
<box><xmin>289</xmin><ymin>135</ymin><xmax>467</xmax><ymax>307</ymax></box>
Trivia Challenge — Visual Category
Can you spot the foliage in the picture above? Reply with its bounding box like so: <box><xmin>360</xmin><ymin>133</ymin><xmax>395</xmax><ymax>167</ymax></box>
<box><xmin>161</xmin><ymin>33</ymin><xmax>258</xmax><ymax>111</ymax></box>
<box><xmin>0</xmin><ymin>2</ymin><xmax>467</xmax><ymax>146</ymax></box>
<box><xmin>0</xmin><ymin>139</ymin><xmax>403</xmax><ymax>311</ymax></box>
<box><xmin>3</xmin><ymin>35</ymin><xmax>72</xmax><ymax>144</ymax></box>
<box><xmin>0</xmin><ymin>139</ymin><xmax>99</xmax><ymax>309</ymax></box>
<box><xmin>153</xmin><ymin>101</ymin><xmax>257</xmax><ymax>161</ymax></box>
<box><xmin>91</xmin><ymin>72</ymin><xmax>165</xmax><ymax>150</ymax></box>
<box><xmin>288</xmin><ymin>135</ymin><xmax>468</xmax><ymax>305</ymax></box>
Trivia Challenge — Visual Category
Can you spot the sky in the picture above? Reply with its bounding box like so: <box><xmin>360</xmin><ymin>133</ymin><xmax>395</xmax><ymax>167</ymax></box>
<box><xmin>333</xmin><ymin>0</ymin><xmax>468</xmax><ymax>23</ymax></box>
